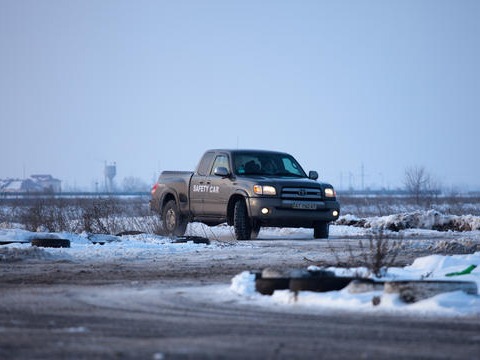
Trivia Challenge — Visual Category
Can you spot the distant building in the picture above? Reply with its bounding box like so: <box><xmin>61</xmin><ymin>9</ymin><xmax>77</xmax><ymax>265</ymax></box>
<box><xmin>0</xmin><ymin>175</ymin><xmax>61</xmax><ymax>194</ymax></box>
<box><xmin>30</xmin><ymin>174</ymin><xmax>62</xmax><ymax>193</ymax></box>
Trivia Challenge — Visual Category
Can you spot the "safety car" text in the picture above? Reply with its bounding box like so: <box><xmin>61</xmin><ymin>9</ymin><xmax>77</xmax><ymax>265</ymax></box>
<box><xmin>192</xmin><ymin>184</ymin><xmax>220</xmax><ymax>193</ymax></box>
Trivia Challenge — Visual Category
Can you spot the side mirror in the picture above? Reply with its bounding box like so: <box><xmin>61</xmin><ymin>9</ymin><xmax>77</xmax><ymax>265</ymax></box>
<box><xmin>308</xmin><ymin>171</ymin><xmax>318</xmax><ymax>180</ymax></box>
<box><xmin>214</xmin><ymin>167</ymin><xmax>230</xmax><ymax>177</ymax></box>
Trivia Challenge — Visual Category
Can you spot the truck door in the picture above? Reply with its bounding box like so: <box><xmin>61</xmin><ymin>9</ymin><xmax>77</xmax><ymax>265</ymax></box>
<box><xmin>203</xmin><ymin>153</ymin><xmax>232</xmax><ymax>217</ymax></box>
<box><xmin>189</xmin><ymin>151</ymin><xmax>215</xmax><ymax>215</ymax></box>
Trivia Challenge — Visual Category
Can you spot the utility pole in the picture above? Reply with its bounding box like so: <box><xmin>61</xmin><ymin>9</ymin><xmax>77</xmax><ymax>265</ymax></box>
<box><xmin>361</xmin><ymin>163</ymin><xmax>365</xmax><ymax>191</ymax></box>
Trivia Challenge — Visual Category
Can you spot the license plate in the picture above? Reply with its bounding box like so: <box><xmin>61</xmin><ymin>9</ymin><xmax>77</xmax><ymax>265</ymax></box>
<box><xmin>292</xmin><ymin>202</ymin><xmax>317</xmax><ymax>210</ymax></box>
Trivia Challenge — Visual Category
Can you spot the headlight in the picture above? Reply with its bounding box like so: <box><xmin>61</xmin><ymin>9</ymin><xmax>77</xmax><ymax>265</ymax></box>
<box><xmin>253</xmin><ymin>185</ymin><xmax>277</xmax><ymax>196</ymax></box>
<box><xmin>324</xmin><ymin>188</ymin><xmax>336</xmax><ymax>197</ymax></box>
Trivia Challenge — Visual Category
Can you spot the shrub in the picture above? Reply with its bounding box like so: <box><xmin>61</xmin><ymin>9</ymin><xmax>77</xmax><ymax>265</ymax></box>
<box><xmin>328</xmin><ymin>230</ymin><xmax>403</xmax><ymax>278</ymax></box>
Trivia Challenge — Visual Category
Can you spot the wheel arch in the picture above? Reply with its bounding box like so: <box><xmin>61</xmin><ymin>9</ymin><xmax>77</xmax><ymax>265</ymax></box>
<box><xmin>227</xmin><ymin>191</ymin><xmax>250</xmax><ymax>226</ymax></box>
<box><xmin>157</xmin><ymin>191</ymin><xmax>179</xmax><ymax>215</ymax></box>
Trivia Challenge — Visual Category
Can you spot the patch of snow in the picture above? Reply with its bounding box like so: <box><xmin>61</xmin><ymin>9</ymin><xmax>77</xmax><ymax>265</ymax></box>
<box><xmin>230</xmin><ymin>271</ymin><xmax>258</xmax><ymax>297</ymax></box>
<box><xmin>337</xmin><ymin>210</ymin><xmax>480</xmax><ymax>232</ymax></box>
<box><xmin>0</xmin><ymin>229</ymin><xmax>214</xmax><ymax>262</ymax></box>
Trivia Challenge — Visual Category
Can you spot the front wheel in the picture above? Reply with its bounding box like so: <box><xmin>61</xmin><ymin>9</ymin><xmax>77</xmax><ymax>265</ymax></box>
<box><xmin>162</xmin><ymin>200</ymin><xmax>187</xmax><ymax>236</ymax></box>
<box><xmin>314</xmin><ymin>222</ymin><xmax>329</xmax><ymax>239</ymax></box>
<box><xmin>233</xmin><ymin>200</ymin><xmax>251</xmax><ymax>240</ymax></box>
<box><xmin>250</xmin><ymin>221</ymin><xmax>261</xmax><ymax>240</ymax></box>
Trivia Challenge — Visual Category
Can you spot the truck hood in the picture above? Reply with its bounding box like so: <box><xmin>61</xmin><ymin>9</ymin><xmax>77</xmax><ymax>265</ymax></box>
<box><xmin>242</xmin><ymin>176</ymin><xmax>333</xmax><ymax>188</ymax></box>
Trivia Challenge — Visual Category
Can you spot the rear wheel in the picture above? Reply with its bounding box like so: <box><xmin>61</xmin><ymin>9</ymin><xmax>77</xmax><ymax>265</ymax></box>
<box><xmin>314</xmin><ymin>222</ymin><xmax>329</xmax><ymax>239</ymax></box>
<box><xmin>233</xmin><ymin>200</ymin><xmax>251</xmax><ymax>240</ymax></box>
<box><xmin>162</xmin><ymin>200</ymin><xmax>187</xmax><ymax>236</ymax></box>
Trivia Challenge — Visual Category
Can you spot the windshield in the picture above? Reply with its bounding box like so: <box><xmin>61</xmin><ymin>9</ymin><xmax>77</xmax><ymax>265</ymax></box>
<box><xmin>232</xmin><ymin>152</ymin><xmax>307</xmax><ymax>178</ymax></box>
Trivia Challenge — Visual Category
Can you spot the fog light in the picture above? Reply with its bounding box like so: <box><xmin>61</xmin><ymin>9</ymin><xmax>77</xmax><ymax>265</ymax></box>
<box><xmin>333</xmin><ymin>210</ymin><xmax>339</xmax><ymax>217</ymax></box>
<box><xmin>261</xmin><ymin>208</ymin><xmax>269</xmax><ymax>215</ymax></box>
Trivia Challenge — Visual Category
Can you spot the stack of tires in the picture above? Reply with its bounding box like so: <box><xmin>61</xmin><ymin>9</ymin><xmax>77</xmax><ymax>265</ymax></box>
<box><xmin>253</xmin><ymin>269</ymin><xmax>478</xmax><ymax>305</ymax></box>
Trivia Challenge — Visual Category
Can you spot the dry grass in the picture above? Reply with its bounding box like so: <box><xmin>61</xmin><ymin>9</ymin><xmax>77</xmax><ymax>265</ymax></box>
<box><xmin>1</xmin><ymin>196</ymin><xmax>161</xmax><ymax>235</ymax></box>
<box><xmin>327</xmin><ymin>230</ymin><xmax>403</xmax><ymax>278</ymax></box>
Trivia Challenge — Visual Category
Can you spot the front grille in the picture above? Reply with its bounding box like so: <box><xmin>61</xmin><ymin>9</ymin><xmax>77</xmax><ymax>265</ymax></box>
<box><xmin>281</xmin><ymin>187</ymin><xmax>323</xmax><ymax>200</ymax></box>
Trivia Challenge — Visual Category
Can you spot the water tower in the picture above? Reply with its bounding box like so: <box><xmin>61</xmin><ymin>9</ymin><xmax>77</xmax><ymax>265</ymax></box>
<box><xmin>104</xmin><ymin>162</ymin><xmax>116</xmax><ymax>192</ymax></box>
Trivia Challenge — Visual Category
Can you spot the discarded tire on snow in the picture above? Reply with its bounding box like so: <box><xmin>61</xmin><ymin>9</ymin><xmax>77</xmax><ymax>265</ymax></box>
<box><xmin>255</xmin><ymin>268</ymin><xmax>291</xmax><ymax>295</ymax></box>
<box><xmin>171</xmin><ymin>236</ymin><xmax>210</xmax><ymax>245</ymax></box>
<box><xmin>255</xmin><ymin>278</ymin><xmax>291</xmax><ymax>295</ymax></box>
<box><xmin>115</xmin><ymin>230</ymin><xmax>145</xmax><ymax>236</ymax></box>
<box><xmin>255</xmin><ymin>268</ymin><xmax>353</xmax><ymax>295</ymax></box>
<box><xmin>31</xmin><ymin>238</ymin><xmax>71</xmax><ymax>248</ymax></box>
<box><xmin>289</xmin><ymin>276</ymin><xmax>353</xmax><ymax>293</ymax></box>
<box><xmin>253</xmin><ymin>267</ymin><xmax>480</xmax><ymax>301</ymax></box>
<box><xmin>288</xmin><ymin>269</ymin><xmax>352</xmax><ymax>293</ymax></box>
<box><xmin>384</xmin><ymin>280</ymin><xmax>478</xmax><ymax>303</ymax></box>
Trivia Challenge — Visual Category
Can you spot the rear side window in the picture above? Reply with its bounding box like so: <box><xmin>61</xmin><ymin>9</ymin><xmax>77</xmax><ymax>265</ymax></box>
<box><xmin>197</xmin><ymin>152</ymin><xmax>215</xmax><ymax>176</ymax></box>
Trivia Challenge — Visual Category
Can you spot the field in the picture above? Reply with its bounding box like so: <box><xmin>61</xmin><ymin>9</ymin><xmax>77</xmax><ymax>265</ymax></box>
<box><xmin>1</xmin><ymin>194</ymin><xmax>479</xmax><ymax>359</ymax></box>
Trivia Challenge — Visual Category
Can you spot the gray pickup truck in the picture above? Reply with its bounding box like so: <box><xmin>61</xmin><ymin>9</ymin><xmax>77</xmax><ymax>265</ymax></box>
<box><xmin>150</xmin><ymin>149</ymin><xmax>340</xmax><ymax>239</ymax></box>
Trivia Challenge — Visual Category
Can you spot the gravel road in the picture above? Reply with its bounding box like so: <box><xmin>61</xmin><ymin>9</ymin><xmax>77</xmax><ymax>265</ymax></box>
<box><xmin>1</xmin><ymin>236</ymin><xmax>479</xmax><ymax>359</ymax></box>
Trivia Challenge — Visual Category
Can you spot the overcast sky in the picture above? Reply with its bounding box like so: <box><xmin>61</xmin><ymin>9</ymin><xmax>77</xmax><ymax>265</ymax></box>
<box><xmin>1</xmin><ymin>0</ymin><xmax>479</xmax><ymax>191</ymax></box>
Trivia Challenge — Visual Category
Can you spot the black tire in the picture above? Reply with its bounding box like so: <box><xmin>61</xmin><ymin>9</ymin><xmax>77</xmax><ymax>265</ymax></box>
<box><xmin>172</xmin><ymin>236</ymin><xmax>210</xmax><ymax>245</ymax></box>
<box><xmin>116</xmin><ymin>230</ymin><xmax>144</xmax><ymax>236</ymax></box>
<box><xmin>314</xmin><ymin>222</ymin><xmax>329</xmax><ymax>239</ymax></box>
<box><xmin>162</xmin><ymin>200</ymin><xmax>187</xmax><ymax>236</ymax></box>
<box><xmin>31</xmin><ymin>238</ymin><xmax>70</xmax><ymax>248</ymax></box>
<box><xmin>250</xmin><ymin>222</ymin><xmax>261</xmax><ymax>240</ymax></box>
<box><xmin>233</xmin><ymin>200</ymin><xmax>251</xmax><ymax>240</ymax></box>
<box><xmin>255</xmin><ymin>278</ymin><xmax>290</xmax><ymax>295</ymax></box>
<box><xmin>289</xmin><ymin>276</ymin><xmax>353</xmax><ymax>293</ymax></box>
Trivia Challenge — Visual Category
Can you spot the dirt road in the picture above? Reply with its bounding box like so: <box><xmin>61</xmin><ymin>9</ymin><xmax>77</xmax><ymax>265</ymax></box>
<box><xmin>1</xmin><ymin>237</ymin><xmax>479</xmax><ymax>359</ymax></box>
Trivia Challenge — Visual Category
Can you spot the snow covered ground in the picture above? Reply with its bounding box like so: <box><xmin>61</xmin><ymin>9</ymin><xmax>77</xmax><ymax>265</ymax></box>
<box><xmin>337</xmin><ymin>209</ymin><xmax>480</xmax><ymax>231</ymax></box>
<box><xmin>1</xmin><ymin>212</ymin><xmax>480</xmax><ymax>318</ymax></box>
<box><xmin>230</xmin><ymin>252</ymin><xmax>480</xmax><ymax>318</ymax></box>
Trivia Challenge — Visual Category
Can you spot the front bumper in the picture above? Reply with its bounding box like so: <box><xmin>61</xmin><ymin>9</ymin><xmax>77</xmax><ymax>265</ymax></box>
<box><xmin>247</xmin><ymin>197</ymin><xmax>340</xmax><ymax>228</ymax></box>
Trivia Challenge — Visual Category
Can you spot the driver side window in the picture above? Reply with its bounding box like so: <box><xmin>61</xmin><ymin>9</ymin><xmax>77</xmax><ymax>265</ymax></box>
<box><xmin>210</xmin><ymin>155</ymin><xmax>230</xmax><ymax>175</ymax></box>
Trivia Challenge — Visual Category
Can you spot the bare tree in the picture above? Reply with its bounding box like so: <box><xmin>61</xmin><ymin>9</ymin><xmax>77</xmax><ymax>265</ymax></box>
<box><xmin>404</xmin><ymin>166</ymin><xmax>439</xmax><ymax>205</ymax></box>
